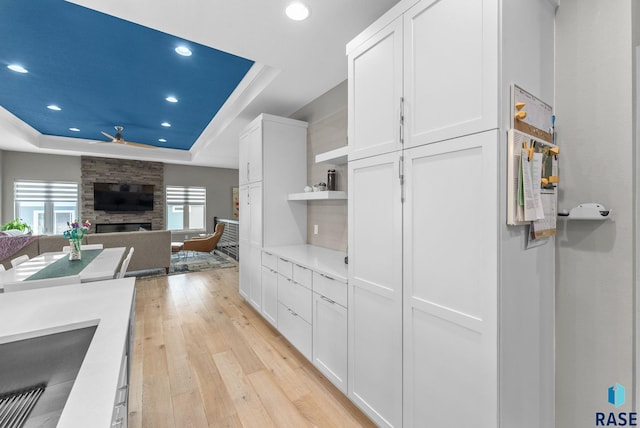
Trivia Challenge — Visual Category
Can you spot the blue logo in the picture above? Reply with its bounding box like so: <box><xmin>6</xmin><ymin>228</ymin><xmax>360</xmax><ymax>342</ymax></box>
<box><xmin>609</xmin><ymin>383</ymin><xmax>626</xmax><ymax>408</ymax></box>
<box><xmin>597</xmin><ymin>383</ymin><xmax>637</xmax><ymax>426</ymax></box>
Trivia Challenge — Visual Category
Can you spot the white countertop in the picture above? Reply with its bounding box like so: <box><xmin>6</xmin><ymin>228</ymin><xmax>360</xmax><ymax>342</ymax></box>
<box><xmin>262</xmin><ymin>244</ymin><xmax>348</xmax><ymax>282</ymax></box>
<box><xmin>0</xmin><ymin>277</ymin><xmax>136</xmax><ymax>427</ymax></box>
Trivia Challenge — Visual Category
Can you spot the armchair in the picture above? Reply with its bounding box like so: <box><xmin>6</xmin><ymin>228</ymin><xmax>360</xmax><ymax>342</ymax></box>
<box><xmin>183</xmin><ymin>223</ymin><xmax>225</xmax><ymax>256</ymax></box>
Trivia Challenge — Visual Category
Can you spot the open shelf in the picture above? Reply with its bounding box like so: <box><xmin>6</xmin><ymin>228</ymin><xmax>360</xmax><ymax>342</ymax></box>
<box><xmin>315</xmin><ymin>146</ymin><xmax>347</xmax><ymax>165</ymax></box>
<box><xmin>288</xmin><ymin>191</ymin><xmax>347</xmax><ymax>201</ymax></box>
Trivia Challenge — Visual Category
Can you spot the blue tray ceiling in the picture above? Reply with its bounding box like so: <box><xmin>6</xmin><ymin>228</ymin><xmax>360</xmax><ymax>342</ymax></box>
<box><xmin>0</xmin><ymin>0</ymin><xmax>255</xmax><ymax>150</ymax></box>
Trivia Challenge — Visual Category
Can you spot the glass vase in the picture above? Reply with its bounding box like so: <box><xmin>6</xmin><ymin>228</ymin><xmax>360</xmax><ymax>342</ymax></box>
<box><xmin>69</xmin><ymin>238</ymin><xmax>82</xmax><ymax>261</ymax></box>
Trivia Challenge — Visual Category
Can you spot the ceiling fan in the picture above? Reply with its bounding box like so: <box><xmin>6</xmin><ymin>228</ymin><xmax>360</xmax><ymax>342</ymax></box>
<box><xmin>100</xmin><ymin>126</ymin><xmax>156</xmax><ymax>149</ymax></box>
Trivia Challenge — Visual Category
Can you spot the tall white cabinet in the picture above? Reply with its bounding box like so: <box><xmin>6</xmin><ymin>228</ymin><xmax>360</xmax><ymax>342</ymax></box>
<box><xmin>347</xmin><ymin>0</ymin><xmax>556</xmax><ymax>427</ymax></box>
<box><xmin>238</xmin><ymin>114</ymin><xmax>308</xmax><ymax>315</ymax></box>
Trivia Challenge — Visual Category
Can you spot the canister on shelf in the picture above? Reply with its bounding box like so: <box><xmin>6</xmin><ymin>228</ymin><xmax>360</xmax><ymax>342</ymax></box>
<box><xmin>327</xmin><ymin>169</ymin><xmax>336</xmax><ymax>191</ymax></box>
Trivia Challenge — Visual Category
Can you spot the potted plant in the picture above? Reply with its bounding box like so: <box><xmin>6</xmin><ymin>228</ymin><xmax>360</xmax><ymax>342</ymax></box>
<box><xmin>0</xmin><ymin>218</ymin><xmax>32</xmax><ymax>234</ymax></box>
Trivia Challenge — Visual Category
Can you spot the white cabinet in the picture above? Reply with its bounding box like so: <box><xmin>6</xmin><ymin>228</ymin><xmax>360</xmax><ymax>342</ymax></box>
<box><xmin>347</xmin><ymin>0</ymin><xmax>497</xmax><ymax>161</ymax></box>
<box><xmin>239</xmin><ymin>182</ymin><xmax>263</xmax><ymax>311</ymax></box>
<box><xmin>348</xmin><ymin>153</ymin><xmax>403</xmax><ymax>428</ymax></box>
<box><xmin>312</xmin><ymin>272</ymin><xmax>348</xmax><ymax>393</ymax></box>
<box><xmin>238</xmin><ymin>114</ymin><xmax>308</xmax><ymax>310</ymax></box>
<box><xmin>403</xmin><ymin>131</ymin><xmax>498</xmax><ymax>427</ymax></box>
<box><xmin>348</xmin><ymin>16</ymin><xmax>403</xmax><ymax>161</ymax></box>
<box><xmin>347</xmin><ymin>0</ymin><xmax>555</xmax><ymax>426</ymax></box>
<box><xmin>261</xmin><ymin>265</ymin><xmax>278</xmax><ymax>327</ymax></box>
<box><xmin>239</xmin><ymin>121</ymin><xmax>263</xmax><ymax>186</ymax></box>
<box><xmin>277</xmin><ymin>264</ymin><xmax>312</xmax><ymax>359</ymax></box>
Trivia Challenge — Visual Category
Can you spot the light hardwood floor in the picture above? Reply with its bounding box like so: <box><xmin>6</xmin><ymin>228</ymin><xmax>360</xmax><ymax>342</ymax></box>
<box><xmin>128</xmin><ymin>266</ymin><xmax>375</xmax><ymax>428</ymax></box>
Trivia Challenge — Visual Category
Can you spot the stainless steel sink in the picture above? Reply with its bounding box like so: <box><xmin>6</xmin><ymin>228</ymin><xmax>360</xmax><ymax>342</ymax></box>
<box><xmin>0</xmin><ymin>325</ymin><xmax>97</xmax><ymax>427</ymax></box>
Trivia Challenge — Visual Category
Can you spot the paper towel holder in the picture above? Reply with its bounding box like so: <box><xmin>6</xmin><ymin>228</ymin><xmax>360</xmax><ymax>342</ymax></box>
<box><xmin>558</xmin><ymin>203</ymin><xmax>611</xmax><ymax>220</ymax></box>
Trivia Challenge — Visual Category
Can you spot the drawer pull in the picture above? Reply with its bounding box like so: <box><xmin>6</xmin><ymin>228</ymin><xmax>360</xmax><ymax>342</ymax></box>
<box><xmin>287</xmin><ymin>308</ymin><xmax>298</xmax><ymax>317</ymax></box>
<box><xmin>320</xmin><ymin>295</ymin><xmax>336</xmax><ymax>305</ymax></box>
<box><xmin>280</xmin><ymin>258</ymin><xmax>289</xmax><ymax>262</ymax></box>
<box><xmin>320</xmin><ymin>273</ymin><xmax>335</xmax><ymax>281</ymax></box>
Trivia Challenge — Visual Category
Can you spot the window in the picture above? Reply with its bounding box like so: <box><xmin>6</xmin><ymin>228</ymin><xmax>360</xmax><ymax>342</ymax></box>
<box><xmin>14</xmin><ymin>181</ymin><xmax>79</xmax><ymax>235</ymax></box>
<box><xmin>166</xmin><ymin>185</ymin><xmax>206</xmax><ymax>231</ymax></box>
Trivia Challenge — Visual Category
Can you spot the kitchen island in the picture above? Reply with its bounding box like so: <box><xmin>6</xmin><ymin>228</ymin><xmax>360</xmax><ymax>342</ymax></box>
<box><xmin>0</xmin><ymin>277</ymin><xmax>135</xmax><ymax>427</ymax></box>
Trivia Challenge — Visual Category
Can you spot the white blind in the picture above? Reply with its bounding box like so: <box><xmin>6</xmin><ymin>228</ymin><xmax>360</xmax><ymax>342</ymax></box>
<box><xmin>14</xmin><ymin>181</ymin><xmax>78</xmax><ymax>202</ymax></box>
<box><xmin>166</xmin><ymin>185</ymin><xmax>206</xmax><ymax>205</ymax></box>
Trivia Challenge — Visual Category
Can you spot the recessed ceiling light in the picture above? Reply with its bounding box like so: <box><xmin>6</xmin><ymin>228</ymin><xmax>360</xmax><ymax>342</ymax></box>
<box><xmin>7</xmin><ymin>64</ymin><xmax>28</xmax><ymax>73</ymax></box>
<box><xmin>69</xmin><ymin>127</ymin><xmax>80</xmax><ymax>132</ymax></box>
<box><xmin>285</xmin><ymin>2</ymin><xmax>310</xmax><ymax>21</ymax></box>
<box><xmin>175</xmin><ymin>46</ymin><xmax>192</xmax><ymax>56</ymax></box>
<box><xmin>47</xmin><ymin>105</ymin><xmax>61</xmax><ymax>111</ymax></box>
<box><xmin>165</xmin><ymin>96</ymin><xmax>178</xmax><ymax>103</ymax></box>
<box><xmin>158</xmin><ymin>138</ymin><xmax>167</xmax><ymax>143</ymax></box>
<box><xmin>161</xmin><ymin>122</ymin><xmax>171</xmax><ymax>127</ymax></box>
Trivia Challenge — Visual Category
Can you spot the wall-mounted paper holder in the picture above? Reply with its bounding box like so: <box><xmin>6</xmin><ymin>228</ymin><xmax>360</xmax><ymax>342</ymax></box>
<box><xmin>558</xmin><ymin>203</ymin><xmax>611</xmax><ymax>220</ymax></box>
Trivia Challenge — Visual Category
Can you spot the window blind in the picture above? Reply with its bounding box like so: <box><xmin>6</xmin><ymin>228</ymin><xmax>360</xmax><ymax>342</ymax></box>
<box><xmin>166</xmin><ymin>186</ymin><xmax>206</xmax><ymax>205</ymax></box>
<box><xmin>14</xmin><ymin>181</ymin><xmax>78</xmax><ymax>202</ymax></box>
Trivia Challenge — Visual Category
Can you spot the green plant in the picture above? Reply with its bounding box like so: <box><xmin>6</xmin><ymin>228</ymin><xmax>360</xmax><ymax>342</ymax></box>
<box><xmin>0</xmin><ymin>218</ymin><xmax>32</xmax><ymax>233</ymax></box>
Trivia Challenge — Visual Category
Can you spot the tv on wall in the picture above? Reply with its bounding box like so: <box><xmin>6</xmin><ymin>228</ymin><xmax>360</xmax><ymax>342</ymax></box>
<box><xmin>93</xmin><ymin>183</ymin><xmax>154</xmax><ymax>212</ymax></box>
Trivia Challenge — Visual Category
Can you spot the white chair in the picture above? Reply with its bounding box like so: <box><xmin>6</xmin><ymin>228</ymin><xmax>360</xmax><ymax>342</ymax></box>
<box><xmin>11</xmin><ymin>255</ymin><xmax>29</xmax><ymax>268</ymax></box>
<box><xmin>117</xmin><ymin>247</ymin><xmax>135</xmax><ymax>279</ymax></box>
<box><xmin>3</xmin><ymin>275</ymin><xmax>81</xmax><ymax>293</ymax></box>
<box><xmin>62</xmin><ymin>243</ymin><xmax>104</xmax><ymax>252</ymax></box>
<box><xmin>0</xmin><ymin>264</ymin><xmax>5</xmax><ymax>271</ymax></box>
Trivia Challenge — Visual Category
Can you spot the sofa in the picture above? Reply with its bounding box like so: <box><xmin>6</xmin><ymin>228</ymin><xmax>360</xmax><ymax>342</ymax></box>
<box><xmin>0</xmin><ymin>230</ymin><xmax>172</xmax><ymax>273</ymax></box>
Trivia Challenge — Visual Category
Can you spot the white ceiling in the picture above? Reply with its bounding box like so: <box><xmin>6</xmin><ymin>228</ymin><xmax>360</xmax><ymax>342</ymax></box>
<box><xmin>0</xmin><ymin>0</ymin><xmax>401</xmax><ymax>169</ymax></box>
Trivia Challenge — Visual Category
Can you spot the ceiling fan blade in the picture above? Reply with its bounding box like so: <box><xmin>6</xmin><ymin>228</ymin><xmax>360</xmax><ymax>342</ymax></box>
<box><xmin>101</xmin><ymin>131</ymin><xmax>115</xmax><ymax>140</ymax></box>
<box><xmin>117</xmin><ymin>140</ymin><xmax>157</xmax><ymax>149</ymax></box>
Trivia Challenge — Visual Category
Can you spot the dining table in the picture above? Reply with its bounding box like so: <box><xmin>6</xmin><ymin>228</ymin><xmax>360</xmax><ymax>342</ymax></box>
<box><xmin>0</xmin><ymin>247</ymin><xmax>126</xmax><ymax>292</ymax></box>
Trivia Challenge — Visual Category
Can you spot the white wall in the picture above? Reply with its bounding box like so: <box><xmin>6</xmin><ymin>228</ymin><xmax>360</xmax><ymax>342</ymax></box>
<box><xmin>555</xmin><ymin>1</ymin><xmax>635</xmax><ymax>425</ymax></box>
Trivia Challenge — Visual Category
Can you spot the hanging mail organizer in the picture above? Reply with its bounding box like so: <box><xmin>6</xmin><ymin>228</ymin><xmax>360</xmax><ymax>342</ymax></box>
<box><xmin>507</xmin><ymin>85</ymin><xmax>559</xmax><ymax>241</ymax></box>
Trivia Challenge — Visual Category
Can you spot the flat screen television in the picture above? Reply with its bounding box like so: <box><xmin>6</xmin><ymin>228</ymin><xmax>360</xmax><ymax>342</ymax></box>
<box><xmin>94</xmin><ymin>183</ymin><xmax>154</xmax><ymax>212</ymax></box>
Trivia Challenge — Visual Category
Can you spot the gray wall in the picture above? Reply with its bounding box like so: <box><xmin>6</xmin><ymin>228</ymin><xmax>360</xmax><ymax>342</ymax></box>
<box><xmin>1</xmin><ymin>151</ymin><xmax>81</xmax><ymax>224</ymax></box>
<box><xmin>556</xmin><ymin>0</ymin><xmax>635</xmax><ymax>425</ymax></box>
<box><xmin>0</xmin><ymin>150</ymin><xmax>238</xmax><ymax>236</ymax></box>
<box><xmin>291</xmin><ymin>81</ymin><xmax>348</xmax><ymax>251</ymax></box>
<box><xmin>164</xmin><ymin>163</ymin><xmax>238</xmax><ymax>236</ymax></box>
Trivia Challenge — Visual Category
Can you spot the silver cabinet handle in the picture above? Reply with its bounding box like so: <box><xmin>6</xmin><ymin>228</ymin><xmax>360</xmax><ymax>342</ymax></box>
<box><xmin>320</xmin><ymin>295</ymin><xmax>336</xmax><ymax>305</ymax></box>
<box><xmin>320</xmin><ymin>273</ymin><xmax>335</xmax><ymax>281</ymax></box>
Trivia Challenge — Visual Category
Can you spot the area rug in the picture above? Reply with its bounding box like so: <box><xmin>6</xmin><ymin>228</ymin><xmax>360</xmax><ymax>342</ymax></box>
<box><xmin>132</xmin><ymin>250</ymin><xmax>237</xmax><ymax>279</ymax></box>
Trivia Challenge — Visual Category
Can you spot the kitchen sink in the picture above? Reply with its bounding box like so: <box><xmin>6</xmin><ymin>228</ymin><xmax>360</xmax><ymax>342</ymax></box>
<box><xmin>0</xmin><ymin>325</ymin><xmax>97</xmax><ymax>427</ymax></box>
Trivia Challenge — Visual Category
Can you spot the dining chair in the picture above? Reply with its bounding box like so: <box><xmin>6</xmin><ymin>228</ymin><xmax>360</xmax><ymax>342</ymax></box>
<box><xmin>0</xmin><ymin>264</ymin><xmax>5</xmax><ymax>271</ymax></box>
<box><xmin>11</xmin><ymin>255</ymin><xmax>29</xmax><ymax>268</ymax></box>
<box><xmin>3</xmin><ymin>274</ymin><xmax>81</xmax><ymax>293</ymax></box>
<box><xmin>62</xmin><ymin>243</ymin><xmax>104</xmax><ymax>252</ymax></box>
<box><xmin>117</xmin><ymin>247</ymin><xmax>135</xmax><ymax>279</ymax></box>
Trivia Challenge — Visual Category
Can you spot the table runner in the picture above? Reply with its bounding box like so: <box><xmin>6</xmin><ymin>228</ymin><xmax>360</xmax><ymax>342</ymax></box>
<box><xmin>26</xmin><ymin>249</ymin><xmax>103</xmax><ymax>280</ymax></box>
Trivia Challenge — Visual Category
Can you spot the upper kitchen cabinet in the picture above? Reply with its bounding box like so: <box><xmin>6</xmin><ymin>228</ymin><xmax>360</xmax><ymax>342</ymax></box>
<box><xmin>348</xmin><ymin>17</ymin><xmax>403</xmax><ymax>161</ymax></box>
<box><xmin>347</xmin><ymin>0</ymin><xmax>498</xmax><ymax>161</ymax></box>
<box><xmin>239</xmin><ymin>119</ymin><xmax>263</xmax><ymax>185</ymax></box>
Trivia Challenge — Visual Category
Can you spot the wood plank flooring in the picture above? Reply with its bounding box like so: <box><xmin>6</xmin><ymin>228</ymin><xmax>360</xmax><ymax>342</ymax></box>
<box><xmin>128</xmin><ymin>266</ymin><xmax>375</xmax><ymax>428</ymax></box>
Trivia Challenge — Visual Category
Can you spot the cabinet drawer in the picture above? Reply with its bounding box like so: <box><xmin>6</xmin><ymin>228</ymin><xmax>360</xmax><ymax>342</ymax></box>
<box><xmin>313</xmin><ymin>272</ymin><xmax>347</xmax><ymax>308</ymax></box>
<box><xmin>293</xmin><ymin>264</ymin><xmax>312</xmax><ymax>289</ymax></box>
<box><xmin>278</xmin><ymin>258</ymin><xmax>293</xmax><ymax>279</ymax></box>
<box><xmin>262</xmin><ymin>251</ymin><xmax>278</xmax><ymax>271</ymax></box>
<box><xmin>278</xmin><ymin>274</ymin><xmax>312</xmax><ymax>323</ymax></box>
<box><xmin>278</xmin><ymin>302</ymin><xmax>312</xmax><ymax>360</ymax></box>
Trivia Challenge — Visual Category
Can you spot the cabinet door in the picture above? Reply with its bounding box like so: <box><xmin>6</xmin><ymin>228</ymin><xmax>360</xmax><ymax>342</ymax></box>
<box><xmin>348</xmin><ymin>152</ymin><xmax>403</xmax><ymax>428</ymax></box>
<box><xmin>403</xmin><ymin>131</ymin><xmax>498</xmax><ymax>427</ymax></box>
<box><xmin>249</xmin><ymin>183</ymin><xmax>262</xmax><ymax>248</ymax></box>
<box><xmin>403</xmin><ymin>0</ymin><xmax>498</xmax><ymax>149</ymax></box>
<box><xmin>313</xmin><ymin>292</ymin><xmax>347</xmax><ymax>393</ymax></box>
<box><xmin>239</xmin><ymin>122</ymin><xmax>263</xmax><ymax>185</ymax></box>
<box><xmin>348</xmin><ymin>16</ymin><xmax>403</xmax><ymax>161</ymax></box>
<box><xmin>238</xmin><ymin>186</ymin><xmax>250</xmax><ymax>299</ymax></box>
<box><xmin>261</xmin><ymin>266</ymin><xmax>277</xmax><ymax>326</ymax></box>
